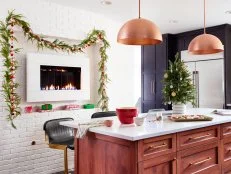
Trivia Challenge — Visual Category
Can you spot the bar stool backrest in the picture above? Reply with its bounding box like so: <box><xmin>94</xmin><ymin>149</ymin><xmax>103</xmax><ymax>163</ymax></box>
<box><xmin>91</xmin><ymin>111</ymin><xmax>117</xmax><ymax>119</ymax></box>
<box><xmin>43</xmin><ymin>118</ymin><xmax>74</xmax><ymax>144</ymax></box>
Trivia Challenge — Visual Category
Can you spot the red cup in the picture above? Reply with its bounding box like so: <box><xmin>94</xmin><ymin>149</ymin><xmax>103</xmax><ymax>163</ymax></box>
<box><xmin>24</xmin><ymin>106</ymin><xmax>33</xmax><ymax>113</ymax></box>
<box><xmin>116</xmin><ymin>107</ymin><xmax>138</xmax><ymax>124</ymax></box>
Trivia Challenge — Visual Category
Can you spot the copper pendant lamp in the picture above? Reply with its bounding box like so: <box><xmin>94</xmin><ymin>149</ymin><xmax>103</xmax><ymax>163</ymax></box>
<box><xmin>188</xmin><ymin>0</ymin><xmax>224</xmax><ymax>55</ymax></box>
<box><xmin>117</xmin><ymin>0</ymin><xmax>162</xmax><ymax>45</ymax></box>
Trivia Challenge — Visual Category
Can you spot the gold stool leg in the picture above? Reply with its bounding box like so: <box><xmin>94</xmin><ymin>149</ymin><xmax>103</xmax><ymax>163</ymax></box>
<box><xmin>64</xmin><ymin>147</ymin><xmax>68</xmax><ymax>174</ymax></box>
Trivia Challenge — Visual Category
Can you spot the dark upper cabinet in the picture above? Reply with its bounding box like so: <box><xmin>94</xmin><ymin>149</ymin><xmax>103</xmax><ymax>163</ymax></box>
<box><xmin>184</xmin><ymin>34</ymin><xmax>199</xmax><ymax>50</ymax></box>
<box><xmin>142</xmin><ymin>100</ymin><xmax>156</xmax><ymax>113</ymax></box>
<box><xmin>225</xmin><ymin>25</ymin><xmax>231</xmax><ymax>108</ymax></box>
<box><xmin>142</xmin><ymin>73</ymin><xmax>155</xmax><ymax>101</ymax></box>
<box><xmin>143</xmin><ymin>45</ymin><xmax>156</xmax><ymax>73</ymax></box>
<box><xmin>141</xmin><ymin>35</ymin><xmax>177</xmax><ymax>113</ymax></box>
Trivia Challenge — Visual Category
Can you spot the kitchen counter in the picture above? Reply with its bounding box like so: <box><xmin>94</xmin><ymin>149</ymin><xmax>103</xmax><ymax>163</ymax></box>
<box><xmin>60</xmin><ymin>108</ymin><xmax>231</xmax><ymax>141</ymax></box>
<box><xmin>62</xmin><ymin>108</ymin><xmax>231</xmax><ymax>174</ymax></box>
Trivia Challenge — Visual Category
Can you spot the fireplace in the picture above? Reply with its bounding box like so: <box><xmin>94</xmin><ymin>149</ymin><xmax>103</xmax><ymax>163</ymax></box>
<box><xmin>40</xmin><ymin>65</ymin><xmax>81</xmax><ymax>90</ymax></box>
<box><xmin>27</xmin><ymin>53</ymin><xmax>90</xmax><ymax>102</ymax></box>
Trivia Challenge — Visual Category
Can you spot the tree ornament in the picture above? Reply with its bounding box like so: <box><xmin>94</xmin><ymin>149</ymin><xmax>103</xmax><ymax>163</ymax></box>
<box><xmin>170</xmin><ymin>85</ymin><xmax>173</xmax><ymax>89</ymax></box>
<box><xmin>164</xmin><ymin>73</ymin><xmax>168</xmax><ymax>79</ymax></box>
<box><xmin>171</xmin><ymin>91</ymin><xmax>176</xmax><ymax>97</ymax></box>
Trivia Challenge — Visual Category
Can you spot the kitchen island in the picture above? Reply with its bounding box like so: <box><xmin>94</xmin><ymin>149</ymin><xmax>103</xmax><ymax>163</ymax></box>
<box><xmin>61</xmin><ymin>109</ymin><xmax>231</xmax><ymax>174</ymax></box>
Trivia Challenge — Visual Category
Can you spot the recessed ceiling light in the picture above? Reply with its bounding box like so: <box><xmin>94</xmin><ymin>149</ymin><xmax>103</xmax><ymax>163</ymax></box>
<box><xmin>169</xmin><ymin>20</ymin><xmax>178</xmax><ymax>24</ymax></box>
<box><xmin>225</xmin><ymin>10</ymin><xmax>231</xmax><ymax>14</ymax></box>
<box><xmin>101</xmin><ymin>0</ymin><xmax>112</xmax><ymax>5</ymax></box>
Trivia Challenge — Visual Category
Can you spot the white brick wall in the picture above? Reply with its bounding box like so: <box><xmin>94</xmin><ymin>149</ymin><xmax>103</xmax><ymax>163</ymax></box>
<box><xmin>0</xmin><ymin>109</ymin><xmax>98</xmax><ymax>174</ymax></box>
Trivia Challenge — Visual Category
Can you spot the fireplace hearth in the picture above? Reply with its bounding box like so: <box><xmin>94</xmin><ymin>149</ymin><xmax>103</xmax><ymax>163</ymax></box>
<box><xmin>40</xmin><ymin>65</ymin><xmax>81</xmax><ymax>91</ymax></box>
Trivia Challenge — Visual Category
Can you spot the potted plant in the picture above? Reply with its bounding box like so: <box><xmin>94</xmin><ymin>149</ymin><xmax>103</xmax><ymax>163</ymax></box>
<box><xmin>162</xmin><ymin>53</ymin><xmax>195</xmax><ymax>114</ymax></box>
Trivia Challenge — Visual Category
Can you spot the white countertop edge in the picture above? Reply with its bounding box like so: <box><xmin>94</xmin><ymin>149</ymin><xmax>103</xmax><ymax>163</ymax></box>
<box><xmin>60</xmin><ymin>118</ymin><xmax>231</xmax><ymax>141</ymax></box>
<box><xmin>60</xmin><ymin>108</ymin><xmax>231</xmax><ymax>141</ymax></box>
<box><xmin>90</xmin><ymin>119</ymin><xmax>231</xmax><ymax>141</ymax></box>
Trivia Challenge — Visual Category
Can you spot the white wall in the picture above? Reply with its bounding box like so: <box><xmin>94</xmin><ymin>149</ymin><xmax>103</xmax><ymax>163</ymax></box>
<box><xmin>0</xmin><ymin>0</ymin><xmax>141</xmax><ymax>173</ymax></box>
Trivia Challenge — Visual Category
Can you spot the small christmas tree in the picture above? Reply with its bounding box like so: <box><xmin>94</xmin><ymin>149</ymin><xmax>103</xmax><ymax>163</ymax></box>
<box><xmin>162</xmin><ymin>53</ymin><xmax>195</xmax><ymax>105</ymax></box>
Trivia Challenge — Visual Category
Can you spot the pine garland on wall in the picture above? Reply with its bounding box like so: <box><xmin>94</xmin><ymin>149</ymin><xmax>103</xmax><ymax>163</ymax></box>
<box><xmin>0</xmin><ymin>11</ymin><xmax>110</xmax><ymax>128</ymax></box>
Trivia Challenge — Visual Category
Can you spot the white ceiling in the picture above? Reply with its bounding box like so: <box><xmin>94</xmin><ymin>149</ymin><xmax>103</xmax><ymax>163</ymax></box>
<box><xmin>46</xmin><ymin>0</ymin><xmax>231</xmax><ymax>34</ymax></box>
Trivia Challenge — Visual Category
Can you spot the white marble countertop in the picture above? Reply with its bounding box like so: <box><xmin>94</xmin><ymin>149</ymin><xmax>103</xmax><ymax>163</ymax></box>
<box><xmin>60</xmin><ymin>108</ymin><xmax>231</xmax><ymax>141</ymax></box>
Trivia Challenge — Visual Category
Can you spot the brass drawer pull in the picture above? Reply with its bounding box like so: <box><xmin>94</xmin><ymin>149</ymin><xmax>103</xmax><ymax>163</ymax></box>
<box><xmin>189</xmin><ymin>133</ymin><xmax>211</xmax><ymax>140</ymax></box>
<box><xmin>148</xmin><ymin>143</ymin><xmax>167</xmax><ymax>150</ymax></box>
<box><xmin>190</xmin><ymin>157</ymin><xmax>212</xmax><ymax>166</ymax></box>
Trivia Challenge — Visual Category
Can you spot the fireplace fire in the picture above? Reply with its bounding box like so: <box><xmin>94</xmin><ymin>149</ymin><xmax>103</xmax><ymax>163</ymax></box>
<box><xmin>40</xmin><ymin>65</ymin><xmax>81</xmax><ymax>91</ymax></box>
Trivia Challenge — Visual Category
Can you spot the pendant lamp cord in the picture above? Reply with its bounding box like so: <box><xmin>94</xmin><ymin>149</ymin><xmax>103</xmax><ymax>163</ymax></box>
<box><xmin>204</xmin><ymin>0</ymin><xmax>206</xmax><ymax>34</ymax></box>
<box><xmin>139</xmin><ymin>0</ymin><xmax>141</xmax><ymax>18</ymax></box>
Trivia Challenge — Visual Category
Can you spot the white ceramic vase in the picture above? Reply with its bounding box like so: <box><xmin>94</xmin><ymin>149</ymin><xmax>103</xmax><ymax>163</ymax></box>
<box><xmin>172</xmin><ymin>103</ymin><xmax>186</xmax><ymax>114</ymax></box>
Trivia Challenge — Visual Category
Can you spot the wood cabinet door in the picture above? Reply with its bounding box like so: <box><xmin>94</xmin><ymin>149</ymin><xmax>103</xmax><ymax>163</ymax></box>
<box><xmin>138</xmin><ymin>153</ymin><xmax>177</xmax><ymax>174</ymax></box>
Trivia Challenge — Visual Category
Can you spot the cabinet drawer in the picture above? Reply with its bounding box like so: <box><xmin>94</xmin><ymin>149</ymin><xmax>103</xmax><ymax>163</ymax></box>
<box><xmin>223</xmin><ymin>141</ymin><xmax>231</xmax><ymax>163</ymax></box>
<box><xmin>138</xmin><ymin>153</ymin><xmax>177</xmax><ymax>174</ymax></box>
<box><xmin>138</xmin><ymin>134</ymin><xmax>176</xmax><ymax>161</ymax></box>
<box><xmin>177</xmin><ymin>126</ymin><xmax>220</xmax><ymax>150</ymax></box>
<box><xmin>222</xmin><ymin>136</ymin><xmax>231</xmax><ymax>173</ymax></box>
<box><xmin>221</xmin><ymin>123</ymin><xmax>231</xmax><ymax>139</ymax></box>
<box><xmin>177</xmin><ymin>142</ymin><xmax>220</xmax><ymax>174</ymax></box>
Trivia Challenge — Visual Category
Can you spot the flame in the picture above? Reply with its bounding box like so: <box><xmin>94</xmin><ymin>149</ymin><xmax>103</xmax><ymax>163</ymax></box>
<box><xmin>42</xmin><ymin>83</ymin><xmax>76</xmax><ymax>90</ymax></box>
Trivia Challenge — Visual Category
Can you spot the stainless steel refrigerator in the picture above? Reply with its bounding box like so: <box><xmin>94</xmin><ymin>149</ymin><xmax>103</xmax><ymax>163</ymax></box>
<box><xmin>181</xmin><ymin>51</ymin><xmax>224</xmax><ymax>109</ymax></box>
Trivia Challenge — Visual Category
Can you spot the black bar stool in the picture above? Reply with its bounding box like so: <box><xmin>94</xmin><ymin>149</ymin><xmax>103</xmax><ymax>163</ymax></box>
<box><xmin>43</xmin><ymin>118</ymin><xmax>74</xmax><ymax>174</ymax></box>
<box><xmin>91</xmin><ymin>111</ymin><xmax>117</xmax><ymax>119</ymax></box>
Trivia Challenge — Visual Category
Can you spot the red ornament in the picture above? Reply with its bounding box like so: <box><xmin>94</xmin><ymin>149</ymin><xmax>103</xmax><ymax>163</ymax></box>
<box><xmin>10</xmin><ymin>75</ymin><xmax>15</xmax><ymax>79</ymax></box>
<box><xmin>10</xmin><ymin>53</ymin><xmax>14</xmax><ymax>57</ymax></box>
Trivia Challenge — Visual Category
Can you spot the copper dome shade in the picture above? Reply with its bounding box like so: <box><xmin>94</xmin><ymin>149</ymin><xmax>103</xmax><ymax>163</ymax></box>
<box><xmin>188</xmin><ymin>0</ymin><xmax>224</xmax><ymax>55</ymax></box>
<box><xmin>117</xmin><ymin>18</ymin><xmax>162</xmax><ymax>45</ymax></box>
<box><xmin>117</xmin><ymin>0</ymin><xmax>162</xmax><ymax>45</ymax></box>
<box><xmin>188</xmin><ymin>34</ymin><xmax>224</xmax><ymax>55</ymax></box>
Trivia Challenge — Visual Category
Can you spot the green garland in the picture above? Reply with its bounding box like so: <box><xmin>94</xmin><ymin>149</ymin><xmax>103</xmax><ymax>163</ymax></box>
<box><xmin>162</xmin><ymin>53</ymin><xmax>195</xmax><ymax>105</ymax></box>
<box><xmin>0</xmin><ymin>11</ymin><xmax>110</xmax><ymax>128</ymax></box>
